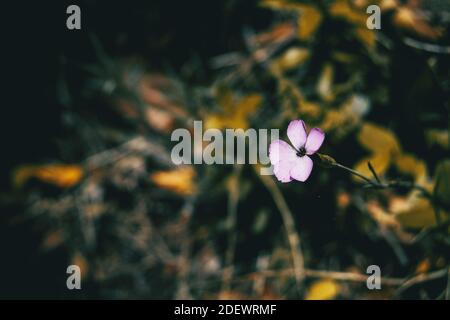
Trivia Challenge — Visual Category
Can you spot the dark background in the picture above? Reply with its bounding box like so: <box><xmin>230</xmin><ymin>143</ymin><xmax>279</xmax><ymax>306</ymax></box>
<box><xmin>0</xmin><ymin>0</ymin><xmax>273</xmax><ymax>299</ymax></box>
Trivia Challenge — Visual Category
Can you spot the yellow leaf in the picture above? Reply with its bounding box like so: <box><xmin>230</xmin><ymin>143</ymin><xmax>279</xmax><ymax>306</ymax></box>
<box><xmin>217</xmin><ymin>290</ymin><xmax>247</xmax><ymax>300</ymax></box>
<box><xmin>329</xmin><ymin>0</ymin><xmax>367</xmax><ymax>25</ymax></box>
<box><xmin>355</xmin><ymin>27</ymin><xmax>376</xmax><ymax>48</ymax></box>
<box><xmin>394</xmin><ymin>196</ymin><xmax>437</xmax><ymax>229</ymax></box>
<box><xmin>380</xmin><ymin>0</ymin><xmax>398</xmax><ymax>11</ymax></box>
<box><xmin>217</xmin><ymin>87</ymin><xmax>235</xmax><ymax>115</ymax></box>
<box><xmin>34</xmin><ymin>165</ymin><xmax>84</xmax><ymax>188</ymax></box>
<box><xmin>319</xmin><ymin>95</ymin><xmax>369</xmax><ymax>132</ymax></box>
<box><xmin>353</xmin><ymin>153</ymin><xmax>391</xmax><ymax>182</ymax></box>
<box><xmin>150</xmin><ymin>167</ymin><xmax>196</xmax><ymax>196</ymax></box>
<box><xmin>205</xmin><ymin>92</ymin><xmax>262</xmax><ymax>130</ymax></box>
<box><xmin>13</xmin><ymin>164</ymin><xmax>84</xmax><ymax>188</ymax></box>
<box><xmin>297</xmin><ymin>5</ymin><xmax>322</xmax><ymax>40</ymax></box>
<box><xmin>305</xmin><ymin>279</ymin><xmax>339</xmax><ymax>300</ymax></box>
<box><xmin>235</xmin><ymin>94</ymin><xmax>262</xmax><ymax>118</ymax></box>
<box><xmin>394</xmin><ymin>7</ymin><xmax>415</xmax><ymax>29</ymax></box>
<box><xmin>357</xmin><ymin>123</ymin><xmax>401</xmax><ymax>155</ymax></box>
<box><xmin>299</xmin><ymin>100</ymin><xmax>321</xmax><ymax>119</ymax></box>
<box><xmin>274</xmin><ymin>47</ymin><xmax>310</xmax><ymax>72</ymax></box>
<box><xmin>12</xmin><ymin>165</ymin><xmax>37</xmax><ymax>188</ymax></box>
<box><xmin>260</xmin><ymin>0</ymin><xmax>323</xmax><ymax>41</ymax></box>
<box><xmin>394</xmin><ymin>153</ymin><xmax>427</xmax><ymax>184</ymax></box>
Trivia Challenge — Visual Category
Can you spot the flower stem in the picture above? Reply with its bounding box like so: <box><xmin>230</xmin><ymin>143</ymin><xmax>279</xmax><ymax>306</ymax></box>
<box><xmin>333</xmin><ymin>162</ymin><xmax>374</xmax><ymax>185</ymax></box>
<box><xmin>315</xmin><ymin>153</ymin><xmax>434</xmax><ymax>201</ymax></box>
<box><xmin>316</xmin><ymin>153</ymin><xmax>442</xmax><ymax>226</ymax></box>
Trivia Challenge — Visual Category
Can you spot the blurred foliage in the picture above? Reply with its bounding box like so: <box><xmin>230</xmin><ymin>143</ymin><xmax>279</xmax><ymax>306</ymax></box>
<box><xmin>1</xmin><ymin>0</ymin><xmax>450</xmax><ymax>299</ymax></box>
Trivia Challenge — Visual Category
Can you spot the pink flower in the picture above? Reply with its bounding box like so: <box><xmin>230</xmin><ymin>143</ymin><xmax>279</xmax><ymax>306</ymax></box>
<box><xmin>269</xmin><ymin>120</ymin><xmax>325</xmax><ymax>183</ymax></box>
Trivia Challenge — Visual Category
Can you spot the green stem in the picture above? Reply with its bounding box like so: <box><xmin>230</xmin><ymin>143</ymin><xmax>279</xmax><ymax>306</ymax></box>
<box><xmin>333</xmin><ymin>162</ymin><xmax>374</xmax><ymax>185</ymax></box>
<box><xmin>322</xmin><ymin>155</ymin><xmax>434</xmax><ymax>200</ymax></box>
<box><xmin>316</xmin><ymin>153</ymin><xmax>440</xmax><ymax>226</ymax></box>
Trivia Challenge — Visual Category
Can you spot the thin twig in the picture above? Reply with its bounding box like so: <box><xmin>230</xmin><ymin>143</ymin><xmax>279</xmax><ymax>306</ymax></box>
<box><xmin>239</xmin><ymin>267</ymin><xmax>448</xmax><ymax>292</ymax></box>
<box><xmin>368</xmin><ymin>161</ymin><xmax>381</xmax><ymax>183</ymax></box>
<box><xmin>191</xmin><ymin>266</ymin><xmax>448</xmax><ymax>298</ymax></box>
<box><xmin>239</xmin><ymin>268</ymin><xmax>404</xmax><ymax>286</ymax></box>
<box><xmin>403</xmin><ymin>37</ymin><xmax>450</xmax><ymax>54</ymax></box>
<box><xmin>394</xmin><ymin>268</ymin><xmax>449</xmax><ymax>297</ymax></box>
<box><xmin>175</xmin><ymin>197</ymin><xmax>197</xmax><ymax>300</ymax></box>
<box><xmin>258</xmin><ymin>171</ymin><xmax>305</xmax><ymax>296</ymax></box>
<box><xmin>222</xmin><ymin>165</ymin><xmax>243</xmax><ymax>291</ymax></box>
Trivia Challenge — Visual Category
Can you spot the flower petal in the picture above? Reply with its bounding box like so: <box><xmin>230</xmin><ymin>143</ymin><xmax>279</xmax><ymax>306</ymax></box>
<box><xmin>273</xmin><ymin>160</ymin><xmax>295</xmax><ymax>183</ymax></box>
<box><xmin>287</xmin><ymin>120</ymin><xmax>307</xmax><ymax>150</ymax></box>
<box><xmin>290</xmin><ymin>156</ymin><xmax>313</xmax><ymax>182</ymax></box>
<box><xmin>269</xmin><ymin>139</ymin><xmax>297</xmax><ymax>165</ymax></box>
<box><xmin>305</xmin><ymin>128</ymin><xmax>325</xmax><ymax>155</ymax></box>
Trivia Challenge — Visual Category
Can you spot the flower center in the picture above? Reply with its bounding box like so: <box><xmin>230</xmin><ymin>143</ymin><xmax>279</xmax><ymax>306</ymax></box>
<box><xmin>296</xmin><ymin>147</ymin><xmax>306</xmax><ymax>157</ymax></box>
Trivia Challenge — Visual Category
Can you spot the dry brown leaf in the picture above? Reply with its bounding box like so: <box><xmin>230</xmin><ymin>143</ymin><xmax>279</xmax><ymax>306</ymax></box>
<box><xmin>330</xmin><ymin>0</ymin><xmax>367</xmax><ymax>25</ymax></box>
<box><xmin>415</xmin><ymin>259</ymin><xmax>431</xmax><ymax>274</ymax></box>
<box><xmin>259</xmin><ymin>0</ymin><xmax>296</xmax><ymax>11</ymax></box>
<box><xmin>393</xmin><ymin>196</ymin><xmax>437</xmax><ymax>229</ymax></box>
<box><xmin>297</xmin><ymin>5</ymin><xmax>322</xmax><ymax>40</ymax></box>
<box><xmin>367</xmin><ymin>201</ymin><xmax>401</xmax><ymax>229</ymax></box>
<box><xmin>350</xmin><ymin>0</ymin><xmax>396</xmax><ymax>11</ymax></box>
<box><xmin>357</xmin><ymin>123</ymin><xmax>401</xmax><ymax>154</ymax></box>
<box><xmin>13</xmin><ymin>164</ymin><xmax>84</xmax><ymax>188</ymax></box>
<box><xmin>72</xmin><ymin>252</ymin><xmax>89</xmax><ymax>279</ymax></box>
<box><xmin>336</xmin><ymin>191</ymin><xmax>351</xmax><ymax>209</ymax></box>
<box><xmin>394</xmin><ymin>6</ymin><xmax>443</xmax><ymax>39</ymax></box>
<box><xmin>138</xmin><ymin>74</ymin><xmax>187</xmax><ymax>120</ymax></box>
<box><xmin>252</xmin><ymin>22</ymin><xmax>296</xmax><ymax>46</ymax></box>
<box><xmin>41</xmin><ymin>230</ymin><xmax>65</xmax><ymax>251</ymax></box>
<box><xmin>217</xmin><ymin>290</ymin><xmax>247</xmax><ymax>300</ymax></box>
<box><xmin>145</xmin><ymin>107</ymin><xmax>175</xmax><ymax>133</ymax></box>
<box><xmin>354</xmin><ymin>153</ymin><xmax>391</xmax><ymax>182</ymax></box>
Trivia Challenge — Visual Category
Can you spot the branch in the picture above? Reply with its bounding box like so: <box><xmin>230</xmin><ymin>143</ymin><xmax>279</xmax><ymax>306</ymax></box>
<box><xmin>394</xmin><ymin>268</ymin><xmax>449</xmax><ymax>297</ymax></box>
<box><xmin>258</xmin><ymin>170</ymin><xmax>305</xmax><ymax>295</ymax></box>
